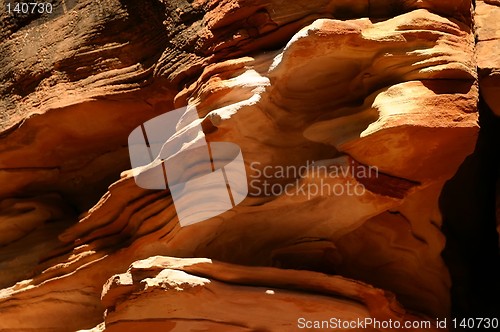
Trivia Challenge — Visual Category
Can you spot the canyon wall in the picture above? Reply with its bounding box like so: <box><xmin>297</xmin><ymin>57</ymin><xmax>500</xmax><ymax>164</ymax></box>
<box><xmin>0</xmin><ymin>0</ymin><xmax>498</xmax><ymax>331</ymax></box>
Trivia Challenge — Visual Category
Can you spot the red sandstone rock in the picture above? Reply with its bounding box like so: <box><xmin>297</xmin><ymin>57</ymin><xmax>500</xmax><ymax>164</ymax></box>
<box><xmin>0</xmin><ymin>0</ymin><xmax>496</xmax><ymax>331</ymax></box>
<box><xmin>91</xmin><ymin>256</ymin><xmax>439</xmax><ymax>331</ymax></box>
<box><xmin>476</xmin><ymin>0</ymin><xmax>500</xmax><ymax>116</ymax></box>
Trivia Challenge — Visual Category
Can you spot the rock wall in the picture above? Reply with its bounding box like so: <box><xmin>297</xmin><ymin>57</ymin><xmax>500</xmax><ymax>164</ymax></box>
<box><xmin>0</xmin><ymin>0</ymin><xmax>498</xmax><ymax>331</ymax></box>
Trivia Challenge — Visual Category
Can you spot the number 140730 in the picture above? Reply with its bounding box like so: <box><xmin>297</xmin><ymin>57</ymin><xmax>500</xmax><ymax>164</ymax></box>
<box><xmin>6</xmin><ymin>2</ymin><xmax>53</xmax><ymax>15</ymax></box>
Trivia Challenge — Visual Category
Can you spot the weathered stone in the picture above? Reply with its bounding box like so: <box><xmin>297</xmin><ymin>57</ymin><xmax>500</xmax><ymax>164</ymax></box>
<box><xmin>0</xmin><ymin>0</ymin><xmax>496</xmax><ymax>331</ymax></box>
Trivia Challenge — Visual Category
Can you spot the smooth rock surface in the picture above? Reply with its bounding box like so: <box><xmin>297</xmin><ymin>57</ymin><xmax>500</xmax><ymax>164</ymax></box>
<box><xmin>0</xmin><ymin>0</ymin><xmax>496</xmax><ymax>331</ymax></box>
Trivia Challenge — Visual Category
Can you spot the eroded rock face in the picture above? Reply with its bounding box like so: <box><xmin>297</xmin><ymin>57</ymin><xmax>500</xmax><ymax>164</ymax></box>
<box><xmin>476</xmin><ymin>0</ymin><xmax>500</xmax><ymax>116</ymax></box>
<box><xmin>0</xmin><ymin>0</ymin><xmax>497</xmax><ymax>331</ymax></box>
<box><xmin>93</xmin><ymin>256</ymin><xmax>438</xmax><ymax>332</ymax></box>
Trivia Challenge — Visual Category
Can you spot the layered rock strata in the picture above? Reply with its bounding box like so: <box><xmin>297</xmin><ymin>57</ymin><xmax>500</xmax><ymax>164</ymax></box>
<box><xmin>0</xmin><ymin>0</ymin><xmax>497</xmax><ymax>331</ymax></box>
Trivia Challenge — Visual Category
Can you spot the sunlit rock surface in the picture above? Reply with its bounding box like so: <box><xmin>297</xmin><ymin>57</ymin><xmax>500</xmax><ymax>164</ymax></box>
<box><xmin>90</xmin><ymin>256</ymin><xmax>439</xmax><ymax>332</ymax></box>
<box><xmin>0</xmin><ymin>0</ymin><xmax>498</xmax><ymax>331</ymax></box>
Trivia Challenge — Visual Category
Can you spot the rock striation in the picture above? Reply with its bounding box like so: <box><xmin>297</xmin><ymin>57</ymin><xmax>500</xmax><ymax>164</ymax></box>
<box><xmin>93</xmin><ymin>256</ymin><xmax>439</xmax><ymax>332</ymax></box>
<box><xmin>476</xmin><ymin>0</ymin><xmax>500</xmax><ymax>116</ymax></box>
<box><xmin>0</xmin><ymin>0</ymin><xmax>498</xmax><ymax>331</ymax></box>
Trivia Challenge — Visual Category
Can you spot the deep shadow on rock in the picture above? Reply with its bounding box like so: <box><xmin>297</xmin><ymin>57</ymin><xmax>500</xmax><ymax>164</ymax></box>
<box><xmin>440</xmin><ymin>95</ymin><xmax>500</xmax><ymax>322</ymax></box>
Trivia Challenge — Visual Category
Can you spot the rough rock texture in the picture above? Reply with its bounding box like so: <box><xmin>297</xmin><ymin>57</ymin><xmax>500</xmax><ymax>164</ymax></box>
<box><xmin>476</xmin><ymin>0</ymin><xmax>500</xmax><ymax>253</ymax></box>
<box><xmin>476</xmin><ymin>0</ymin><xmax>500</xmax><ymax>116</ymax></box>
<box><xmin>94</xmin><ymin>256</ymin><xmax>438</xmax><ymax>332</ymax></box>
<box><xmin>0</xmin><ymin>0</ymin><xmax>498</xmax><ymax>331</ymax></box>
<box><xmin>435</xmin><ymin>0</ymin><xmax>500</xmax><ymax>319</ymax></box>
